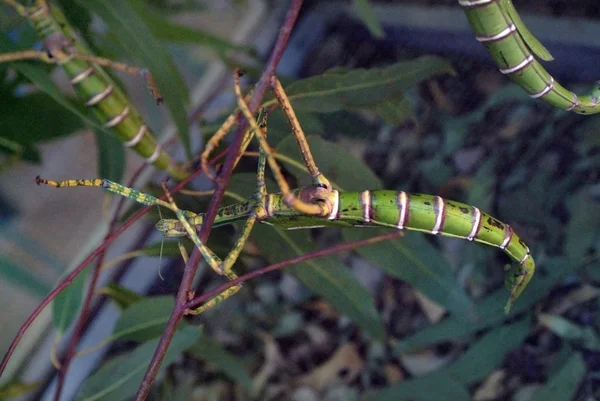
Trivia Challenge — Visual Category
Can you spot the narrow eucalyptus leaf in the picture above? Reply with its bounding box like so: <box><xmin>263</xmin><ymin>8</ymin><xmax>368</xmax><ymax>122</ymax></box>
<box><xmin>52</xmin><ymin>267</ymin><xmax>89</xmax><ymax>333</ymax></box>
<box><xmin>273</xmin><ymin>57</ymin><xmax>453</xmax><ymax>113</ymax></box>
<box><xmin>112</xmin><ymin>295</ymin><xmax>177</xmax><ymax>342</ymax></box>
<box><xmin>75</xmin><ymin>326</ymin><xmax>201</xmax><ymax>401</ymax></box>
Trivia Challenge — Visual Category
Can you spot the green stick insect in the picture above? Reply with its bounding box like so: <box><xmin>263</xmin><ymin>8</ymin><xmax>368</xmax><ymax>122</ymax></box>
<box><xmin>37</xmin><ymin>73</ymin><xmax>535</xmax><ymax>314</ymax></box>
<box><xmin>1</xmin><ymin>0</ymin><xmax>190</xmax><ymax>179</ymax></box>
<box><xmin>459</xmin><ymin>0</ymin><xmax>600</xmax><ymax>114</ymax></box>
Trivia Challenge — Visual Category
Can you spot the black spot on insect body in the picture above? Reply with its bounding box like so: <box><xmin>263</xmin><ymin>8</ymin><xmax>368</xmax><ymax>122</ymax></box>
<box><xmin>499</xmin><ymin>51</ymin><xmax>509</xmax><ymax>68</ymax></box>
<box><xmin>459</xmin><ymin>207</ymin><xmax>469</xmax><ymax>214</ymax></box>
<box><xmin>487</xmin><ymin>217</ymin><xmax>504</xmax><ymax>230</ymax></box>
<box><xmin>424</xmin><ymin>201</ymin><xmax>431</xmax><ymax>206</ymax></box>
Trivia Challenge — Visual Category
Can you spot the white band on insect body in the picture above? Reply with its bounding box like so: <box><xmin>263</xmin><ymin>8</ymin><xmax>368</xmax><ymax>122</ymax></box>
<box><xmin>146</xmin><ymin>144</ymin><xmax>162</xmax><ymax>164</ymax></box>
<box><xmin>467</xmin><ymin>207</ymin><xmax>481</xmax><ymax>241</ymax></box>
<box><xmin>327</xmin><ymin>190</ymin><xmax>339</xmax><ymax>220</ymax></box>
<box><xmin>499</xmin><ymin>225</ymin><xmax>513</xmax><ymax>250</ymax></box>
<box><xmin>499</xmin><ymin>55</ymin><xmax>534</xmax><ymax>75</ymax></box>
<box><xmin>70</xmin><ymin>67</ymin><xmax>95</xmax><ymax>85</ymax></box>
<box><xmin>104</xmin><ymin>106</ymin><xmax>130</xmax><ymax>128</ymax></box>
<box><xmin>397</xmin><ymin>191</ymin><xmax>409</xmax><ymax>230</ymax></box>
<box><xmin>85</xmin><ymin>85</ymin><xmax>114</xmax><ymax>107</ymax></box>
<box><xmin>360</xmin><ymin>190</ymin><xmax>371</xmax><ymax>223</ymax></box>
<box><xmin>124</xmin><ymin>125</ymin><xmax>147</xmax><ymax>147</ymax></box>
<box><xmin>566</xmin><ymin>94</ymin><xmax>580</xmax><ymax>111</ymax></box>
<box><xmin>476</xmin><ymin>24</ymin><xmax>516</xmax><ymax>43</ymax></box>
<box><xmin>265</xmin><ymin>194</ymin><xmax>274</xmax><ymax>218</ymax></box>
<box><xmin>431</xmin><ymin>196</ymin><xmax>445</xmax><ymax>235</ymax></box>
<box><xmin>458</xmin><ymin>0</ymin><xmax>494</xmax><ymax>7</ymax></box>
<box><xmin>530</xmin><ymin>77</ymin><xmax>554</xmax><ymax>99</ymax></box>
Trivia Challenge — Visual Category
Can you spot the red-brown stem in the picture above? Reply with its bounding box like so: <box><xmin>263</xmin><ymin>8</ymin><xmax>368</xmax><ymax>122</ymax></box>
<box><xmin>187</xmin><ymin>231</ymin><xmax>404</xmax><ymax>310</ymax></box>
<box><xmin>199</xmin><ymin>0</ymin><xmax>304</xmax><ymax>244</ymax></box>
<box><xmin>134</xmin><ymin>2</ymin><xmax>304</xmax><ymax>400</ymax></box>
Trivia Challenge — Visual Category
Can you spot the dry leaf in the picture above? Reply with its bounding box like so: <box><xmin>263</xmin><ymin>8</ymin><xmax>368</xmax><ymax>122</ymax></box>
<box><xmin>383</xmin><ymin>363</ymin><xmax>405</xmax><ymax>384</ymax></box>
<box><xmin>296</xmin><ymin>343</ymin><xmax>364</xmax><ymax>391</ymax></box>
<box><xmin>414</xmin><ymin>291</ymin><xmax>446</xmax><ymax>323</ymax></box>
<box><xmin>549</xmin><ymin>284</ymin><xmax>600</xmax><ymax>315</ymax></box>
<box><xmin>253</xmin><ymin>331</ymin><xmax>285</xmax><ymax>394</ymax></box>
<box><xmin>400</xmin><ymin>349</ymin><xmax>453</xmax><ymax>376</ymax></box>
<box><xmin>473</xmin><ymin>370</ymin><xmax>506</xmax><ymax>401</ymax></box>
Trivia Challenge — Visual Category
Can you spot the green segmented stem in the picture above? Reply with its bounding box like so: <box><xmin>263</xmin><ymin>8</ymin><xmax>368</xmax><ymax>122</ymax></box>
<box><xmin>460</xmin><ymin>0</ymin><xmax>600</xmax><ymax>114</ymax></box>
<box><xmin>4</xmin><ymin>0</ymin><xmax>189</xmax><ymax>179</ymax></box>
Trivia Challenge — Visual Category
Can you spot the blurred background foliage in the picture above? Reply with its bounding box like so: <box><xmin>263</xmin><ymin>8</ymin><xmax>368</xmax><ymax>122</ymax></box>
<box><xmin>0</xmin><ymin>0</ymin><xmax>599</xmax><ymax>400</ymax></box>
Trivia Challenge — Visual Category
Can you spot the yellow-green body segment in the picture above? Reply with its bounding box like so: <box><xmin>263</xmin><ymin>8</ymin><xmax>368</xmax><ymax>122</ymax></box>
<box><xmin>22</xmin><ymin>1</ymin><xmax>188</xmax><ymax>178</ymax></box>
<box><xmin>459</xmin><ymin>0</ymin><xmax>600</xmax><ymax>114</ymax></box>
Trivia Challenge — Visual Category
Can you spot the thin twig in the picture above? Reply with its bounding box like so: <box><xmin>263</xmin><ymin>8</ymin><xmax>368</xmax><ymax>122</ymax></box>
<box><xmin>187</xmin><ymin>231</ymin><xmax>403</xmax><ymax>310</ymax></box>
<box><xmin>134</xmin><ymin>2</ymin><xmax>304</xmax><ymax>400</ymax></box>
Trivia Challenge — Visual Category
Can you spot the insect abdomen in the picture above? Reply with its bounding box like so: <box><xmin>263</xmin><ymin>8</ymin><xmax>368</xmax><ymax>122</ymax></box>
<box><xmin>460</xmin><ymin>0</ymin><xmax>600</xmax><ymax>114</ymax></box>
<box><xmin>340</xmin><ymin>190</ymin><xmax>530</xmax><ymax>262</ymax></box>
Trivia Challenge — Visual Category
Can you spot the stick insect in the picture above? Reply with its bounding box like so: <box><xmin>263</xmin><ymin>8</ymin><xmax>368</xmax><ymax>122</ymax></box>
<box><xmin>37</xmin><ymin>71</ymin><xmax>535</xmax><ymax>314</ymax></box>
<box><xmin>459</xmin><ymin>0</ymin><xmax>600</xmax><ymax>114</ymax></box>
<box><xmin>1</xmin><ymin>0</ymin><xmax>190</xmax><ymax>179</ymax></box>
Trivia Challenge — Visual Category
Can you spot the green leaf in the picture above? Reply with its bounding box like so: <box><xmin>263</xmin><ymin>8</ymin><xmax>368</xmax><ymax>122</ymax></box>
<box><xmin>127</xmin><ymin>0</ymin><xmax>249</xmax><ymax>56</ymax></box>
<box><xmin>316</xmin><ymin>110</ymin><xmax>373</xmax><ymax>140</ymax></box>
<box><xmin>539</xmin><ymin>313</ymin><xmax>600</xmax><ymax>350</ymax></box>
<box><xmin>95</xmin><ymin>131</ymin><xmax>125</xmax><ymax>182</ymax></box>
<box><xmin>344</xmin><ymin>229</ymin><xmax>475</xmax><ymax>320</ymax></box>
<box><xmin>372</xmin><ymin>318</ymin><xmax>530</xmax><ymax>400</ymax></box>
<box><xmin>99</xmin><ymin>283</ymin><xmax>143</xmax><ymax>310</ymax></box>
<box><xmin>251</xmin><ymin>224</ymin><xmax>386</xmax><ymax>342</ymax></box>
<box><xmin>112</xmin><ymin>296</ymin><xmax>176</xmax><ymax>342</ymax></box>
<box><xmin>188</xmin><ymin>337</ymin><xmax>254</xmax><ymax>392</ymax></box>
<box><xmin>565</xmin><ymin>188</ymin><xmax>600</xmax><ymax>260</ymax></box>
<box><xmin>52</xmin><ymin>266</ymin><xmax>90</xmax><ymax>333</ymax></box>
<box><xmin>352</xmin><ymin>0</ymin><xmax>385</xmax><ymax>39</ymax></box>
<box><xmin>276</xmin><ymin>135</ymin><xmax>382</xmax><ymax>191</ymax></box>
<box><xmin>81</xmin><ymin>0</ymin><xmax>191</xmax><ymax>158</ymax></box>
<box><xmin>75</xmin><ymin>326</ymin><xmax>201</xmax><ymax>401</ymax></box>
<box><xmin>369</xmin><ymin>373</ymin><xmax>470</xmax><ymax>401</ymax></box>
<box><xmin>529</xmin><ymin>353</ymin><xmax>586</xmax><ymax>401</ymax></box>
<box><xmin>0</xmin><ymin>379</ymin><xmax>40</xmax><ymax>400</ymax></box>
<box><xmin>443</xmin><ymin>317</ymin><xmax>531</xmax><ymax>384</ymax></box>
<box><xmin>0</xmin><ymin>92</ymin><xmax>84</xmax><ymax>146</ymax></box>
<box><xmin>366</xmin><ymin>96</ymin><xmax>414</xmax><ymax>126</ymax></box>
<box><xmin>395</xmin><ymin>257</ymin><xmax>572</xmax><ymax>352</ymax></box>
<box><xmin>0</xmin><ymin>34</ymin><xmax>106</xmax><ymax>133</ymax></box>
<box><xmin>0</xmin><ymin>255</ymin><xmax>51</xmax><ymax>298</ymax></box>
<box><xmin>0</xmin><ymin>141</ymin><xmax>41</xmax><ymax>164</ymax></box>
<box><xmin>269</xmin><ymin>56</ymin><xmax>453</xmax><ymax>114</ymax></box>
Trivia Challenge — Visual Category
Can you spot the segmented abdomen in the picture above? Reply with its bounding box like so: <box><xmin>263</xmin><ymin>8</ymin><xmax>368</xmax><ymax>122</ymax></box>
<box><xmin>341</xmin><ymin>190</ymin><xmax>529</xmax><ymax>264</ymax></box>
<box><xmin>459</xmin><ymin>0</ymin><xmax>600</xmax><ymax>114</ymax></box>
<box><xmin>26</xmin><ymin>3</ymin><xmax>187</xmax><ymax>179</ymax></box>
